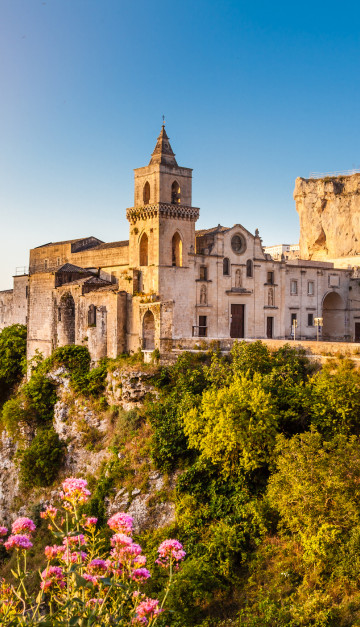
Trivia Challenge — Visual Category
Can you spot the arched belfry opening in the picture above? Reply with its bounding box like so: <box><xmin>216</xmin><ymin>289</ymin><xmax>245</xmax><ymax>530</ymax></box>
<box><xmin>139</xmin><ymin>232</ymin><xmax>149</xmax><ymax>266</ymax></box>
<box><xmin>142</xmin><ymin>310</ymin><xmax>155</xmax><ymax>350</ymax></box>
<box><xmin>322</xmin><ymin>291</ymin><xmax>345</xmax><ymax>340</ymax></box>
<box><xmin>143</xmin><ymin>181</ymin><xmax>150</xmax><ymax>205</ymax></box>
<box><xmin>172</xmin><ymin>232</ymin><xmax>183</xmax><ymax>267</ymax></box>
<box><xmin>171</xmin><ymin>180</ymin><xmax>181</xmax><ymax>204</ymax></box>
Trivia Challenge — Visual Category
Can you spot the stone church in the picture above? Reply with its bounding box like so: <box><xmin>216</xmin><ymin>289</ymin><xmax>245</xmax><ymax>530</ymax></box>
<box><xmin>1</xmin><ymin>125</ymin><xmax>360</xmax><ymax>361</ymax></box>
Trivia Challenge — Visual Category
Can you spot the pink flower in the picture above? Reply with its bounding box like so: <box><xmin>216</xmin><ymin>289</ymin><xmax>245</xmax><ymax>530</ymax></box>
<box><xmin>4</xmin><ymin>535</ymin><xmax>33</xmax><ymax>551</ymax></box>
<box><xmin>107</xmin><ymin>512</ymin><xmax>133</xmax><ymax>535</ymax></box>
<box><xmin>60</xmin><ymin>477</ymin><xmax>91</xmax><ymax>504</ymax></box>
<box><xmin>110</xmin><ymin>533</ymin><xmax>133</xmax><ymax>548</ymax></box>
<box><xmin>84</xmin><ymin>517</ymin><xmax>98</xmax><ymax>528</ymax></box>
<box><xmin>87</xmin><ymin>559</ymin><xmax>108</xmax><ymax>574</ymax></box>
<box><xmin>40</xmin><ymin>566</ymin><xmax>65</xmax><ymax>591</ymax></box>
<box><xmin>131</xmin><ymin>568</ymin><xmax>151</xmax><ymax>583</ymax></box>
<box><xmin>62</xmin><ymin>550</ymin><xmax>87</xmax><ymax>564</ymax></box>
<box><xmin>63</xmin><ymin>534</ymin><xmax>86</xmax><ymax>547</ymax></box>
<box><xmin>156</xmin><ymin>539</ymin><xmax>186</xmax><ymax>567</ymax></box>
<box><xmin>135</xmin><ymin>598</ymin><xmax>163</xmax><ymax>621</ymax></box>
<box><xmin>0</xmin><ymin>526</ymin><xmax>8</xmax><ymax>537</ymax></box>
<box><xmin>45</xmin><ymin>545</ymin><xmax>66</xmax><ymax>560</ymax></box>
<box><xmin>11</xmin><ymin>517</ymin><xmax>36</xmax><ymax>535</ymax></box>
<box><xmin>40</xmin><ymin>507</ymin><xmax>58</xmax><ymax>520</ymax></box>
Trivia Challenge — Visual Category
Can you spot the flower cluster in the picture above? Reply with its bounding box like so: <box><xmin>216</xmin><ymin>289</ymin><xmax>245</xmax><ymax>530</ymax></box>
<box><xmin>11</xmin><ymin>517</ymin><xmax>36</xmax><ymax>535</ymax></box>
<box><xmin>40</xmin><ymin>506</ymin><xmax>58</xmax><ymax>520</ymax></box>
<box><xmin>40</xmin><ymin>566</ymin><xmax>66</xmax><ymax>591</ymax></box>
<box><xmin>0</xmin><ymin>527</ymin><xmax>8</xmax><ymax>544</ymax></box>
<box><xmin>133</xmin><ymin>598</ymin><xmax>163</xmax><ymax>624</ymax></box>
<box><xmin>4</xmin><ymin>534</ymin><xmax>33</xmax><ymax>551</ymax></box>
<box><xmin>107</xmin><ymin>512</ymin><xmax>134</xmax><ymax>535</ymax></box>
<box><xmin>156</xmin><ymin>539</ymin><xmax>186</xmax><ymax>568</ymax></box>
<box><xmin>59</xmin><ymin>477</ymin><xmax>91</xmax><ymax>504</ymax></box>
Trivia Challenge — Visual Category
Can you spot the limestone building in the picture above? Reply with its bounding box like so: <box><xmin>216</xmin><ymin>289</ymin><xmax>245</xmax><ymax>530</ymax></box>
<box><xmin>1</xmin><ymin>125</ymin><xmax>360</xmax><ymax>359</ymax></box>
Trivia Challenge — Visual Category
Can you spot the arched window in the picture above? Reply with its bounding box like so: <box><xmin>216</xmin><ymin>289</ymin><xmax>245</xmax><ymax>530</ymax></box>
<box><xmin>223</xmin><ymin>257</ymin><xmax>230</xmax><ymax>275</ymax></box>
<box><xmin>246</xmin><ymin>259</ymin><xmax>253</xmax><ymax>277</ymax></box>
<box><xmin>143</xmin><ymin>310</ymin><xmax>155</xmax><ymax>350</ymax></box>
<box><xmin>172</xmin><ymin>232</ymin><xmax>182</xmax><ymax>267</ymax></box>
<box><xmin>88</xmin><ymin>304</ymin><xmax>96</xmax><ymax>327</ymax></box>
<box><xmin>139</xmin><ymin>233</ymin><xmax>148</xmax><ymax>266</ymax></box>
<box><xmin>171</xmin><ymin>180</ymin><xmax>181</xmax><ymax>204</ymax></box>
<box><xmin>143</xmin><ymin>181</ymin><xmax>150</xmax><ymax>205</ymax></box>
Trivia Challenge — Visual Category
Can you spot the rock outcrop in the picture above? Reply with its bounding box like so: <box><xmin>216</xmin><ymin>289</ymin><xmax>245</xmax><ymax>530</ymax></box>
<box><xmin>294</xmin><ymin>173</ymin><xmax>360</xmax><ymax>260</ymax></box>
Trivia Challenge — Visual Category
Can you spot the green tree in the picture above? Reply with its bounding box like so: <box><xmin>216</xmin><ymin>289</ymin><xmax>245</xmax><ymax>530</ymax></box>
<box><xmin>183</xmin><ymin>373</ymin><xmax>277</xmax><ymax>475</ymax></box>
<box><xmin>19</xmin><ymin>428</ymin><xmax>65</xmax><ymax>487</ymax></box>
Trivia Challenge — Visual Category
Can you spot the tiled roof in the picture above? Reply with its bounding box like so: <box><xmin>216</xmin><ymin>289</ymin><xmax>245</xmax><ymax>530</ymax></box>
<box><xmin>56</xmin><ymin>263</ymin><xmax>93</xmax><ymax>274</ymax></box>
<box><xmin>35</xmin><ymin>238</ymin><xmax>84</xmax><ymax>249</ymax></box>
<box><xmin>195</xmin><ymin>225</ymin><xmax>229</xmax><ymax>237</ymax></box>
<box><xmin>93</xmin><ymin>240</ymin><xmax>129</xmax><ymax>250</ymax></box>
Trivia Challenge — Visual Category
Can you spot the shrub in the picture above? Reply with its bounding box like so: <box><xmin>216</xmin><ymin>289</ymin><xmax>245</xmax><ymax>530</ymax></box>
<box><xmin>0</xmin><ymin>324</ymin><xmax>27</xmax><ymax>404</ymax></box>
<box><xmin>18</xmin><ymin>429</ymin><xmax>65</xmax><ymax>487</ymax></box>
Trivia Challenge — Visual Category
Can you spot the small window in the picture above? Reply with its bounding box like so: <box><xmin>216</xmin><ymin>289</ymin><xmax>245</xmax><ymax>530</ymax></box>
<box><xmin>139</xmin><ymin>232</ymin><xmax>149</xmax><ymax>266</ymax></box>
<box><xmin>291</xmin><ymin>313</ymin><xmax>297</xmax><ymax>326</ymax></box>
<box><xmin>246</xmin><ymin>259</ymin><xmax>253</xmax><ymax>278</ymax></box>
<box><xmin>308</xmin><ymin>313</ymin><xmax>314</xmax><ymax>326</ymax></box>
<box><xmin>58</xmin><ymin>307</ymin><xmax>61</xmax><ymax>322</ymax></box>
<box><xmin>88</xmin><ymin>304</ymin><xmax>97</xmax><ymax>327</ymax></box>
<box><xmin>290</xmin><ymin>279</ymin><xmax>298</xmax><ymax>295</ymax></box>
<box><xmin>200</xmin><ymin>266</ymin><xmax>208</xmax><ymax>281</ymax></box>
<box><xmin>57</xmin><ymin>257</ymin><xmax>61</xmax><ymax>266</ymax></box>
<box><xmin>267</xmin><ymin>271</ymin><xmax>274</xmax><ymax>284</ymax></box>
<box><xmin>172</xmin><ymin>232</ymin><xmax>182</xmax><ymax>267</ymax></box>
<box><xmin>199</xmin><ymin>315</ymin><xmax>207</xmax><ymax>337</ymax></box>
<box><xmin>143</xmin><ymin>181</ymin><xmax>150</xmax><ymax>205</ymax></box>
<box><xmin>223</xmin><ymin>257</ymin><xmax>230</xmax><ymax>275</ymax></box>
<box><xmin>44</xmin><ymin>259</ymin><xmax>48</xmax><ymax>270</ymax></box>
<box><xmin>308</xmin><ymin>281</ymin><xmax>314</xmax><ymax>295</ymax></box>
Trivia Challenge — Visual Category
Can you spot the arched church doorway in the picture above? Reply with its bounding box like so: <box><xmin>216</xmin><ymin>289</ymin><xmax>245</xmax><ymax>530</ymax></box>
<box><xmin>57</xmin><ymin>292</ymin><xmax>75</xmax><ymax>345</ymax></box>
<box><xmin>322</xmin><ymin>291</ymin><xmax>345</xmax><ymax>340</ymax></box>
<box><xmin>142</xmin><ymin>310</ymin><xmax>155</xmax><ymax>350</ymax></box>
<box><xmin>139</xmin><ymin>233</ymin><xmax>148</xmax><ymax>266</ymax></box>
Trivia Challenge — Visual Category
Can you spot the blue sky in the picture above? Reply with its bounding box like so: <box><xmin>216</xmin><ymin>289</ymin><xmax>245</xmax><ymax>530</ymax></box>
<box><xmin>1</xmin><ymin>0</ymin><xmax>359</xmax><ymax>289</ymax></box>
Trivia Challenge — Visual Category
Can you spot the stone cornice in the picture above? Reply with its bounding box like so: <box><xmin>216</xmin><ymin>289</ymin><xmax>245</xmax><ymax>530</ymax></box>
<box><xmin>126</xmin><ymin>203</ymin><xmax>200</xmax><ymax>224</ymax></box>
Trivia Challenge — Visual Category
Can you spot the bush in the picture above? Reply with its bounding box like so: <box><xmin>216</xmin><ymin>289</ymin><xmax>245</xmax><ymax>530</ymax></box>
<box><xmin>18</xmin><ymin>428</ymin><xmax>65</xmax><ymax>487</ymax></box>
<box><xmin>0</xmin><ymin>324</ymin><xmax>27</xmax><ymax>404</ymax></box>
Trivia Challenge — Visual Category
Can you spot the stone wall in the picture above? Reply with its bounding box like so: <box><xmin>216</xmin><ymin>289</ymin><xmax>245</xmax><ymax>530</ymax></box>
<box><xmin>294</xmin><ymin>174</ymin><xmax>360</xmax><ymax>261</ymax></box>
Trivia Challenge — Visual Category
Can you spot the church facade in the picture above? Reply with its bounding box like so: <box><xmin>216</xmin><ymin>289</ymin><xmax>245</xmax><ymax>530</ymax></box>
<box><xmin>1</xmin><ymin>125</ymin><xmax>360</xmax><ymax>361</ymax></box>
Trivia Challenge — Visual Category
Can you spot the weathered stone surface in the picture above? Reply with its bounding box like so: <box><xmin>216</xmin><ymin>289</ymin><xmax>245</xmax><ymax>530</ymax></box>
<box><xmin>0</xmin><ymin>431</ymin><xmax>18</xmax><ymax>525</ymax></box>
<box><xmin>294</xmin><ymin>174</ymin><xmax>360</xmax><ymax>260</ymax></box>
<box><xmin>105</xmin><ymin>369</ymin><xmax>158</xmax><ymax>410</ymax></box>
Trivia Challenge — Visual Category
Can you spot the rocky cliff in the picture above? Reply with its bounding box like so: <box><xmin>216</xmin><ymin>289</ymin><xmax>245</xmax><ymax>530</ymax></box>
<box><xmin>294</xmin><ymin>173</ymin><xmax>360</xmax><ymax>260</ymax></box>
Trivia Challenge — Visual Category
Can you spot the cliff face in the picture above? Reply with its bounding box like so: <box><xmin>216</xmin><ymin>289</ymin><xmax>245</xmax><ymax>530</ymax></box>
<box><xmin>294</xmin><ymin>173</ymin><xmax>360</xmax><ymax>260</ymax></box>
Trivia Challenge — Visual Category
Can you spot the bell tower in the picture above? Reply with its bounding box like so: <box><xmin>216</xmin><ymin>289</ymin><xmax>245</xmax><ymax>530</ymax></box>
<box><xmin>126</xmin><ymin>125</ymin><xmax>199</xmax><ymax>280</ymax></box>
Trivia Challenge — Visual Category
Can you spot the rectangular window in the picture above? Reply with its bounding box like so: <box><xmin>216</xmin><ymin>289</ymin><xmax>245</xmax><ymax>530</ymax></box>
<box><xmin>290</xmin><ymin>279</ymin><xmax>298</xmax><ymax>295</ymax></box>
<box><xmin>44</xmin><ymin>259</ymin><xmax>48</xmax><ymax>271</ymax></box>
<box><xmin>267</xmin><ymin>271</ymin><xmax>274</xmax><ymax>284</ymax></box>
<box><xmin>291</xmin><ymin>313</ymin><xmax>297</xmax><ymax>326</ymax></box>
<box><xmin>200</xmin><ymin>266</ymin><xmax>208</xmax><ymax>281</ymax></box>
<box><xmin>307</xmin><ymin>281</ymin><xmax>314</xmax><ymax>295</ymax></box>
<box><xmin>308</xmin><ymin>313</ymin><xmax>314</xmax><ymax>326</ymax></box>
<box><xmin>198</xmin><ymin>315</ymin><xmax>207</xmax><ymax>337</ymax></box>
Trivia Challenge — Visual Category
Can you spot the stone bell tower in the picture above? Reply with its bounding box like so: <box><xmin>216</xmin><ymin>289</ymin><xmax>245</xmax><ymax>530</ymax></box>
<box><xmin>126</xmin><ymin>125</ymin><xmax>199</xmax><ymax>283</ymax></box>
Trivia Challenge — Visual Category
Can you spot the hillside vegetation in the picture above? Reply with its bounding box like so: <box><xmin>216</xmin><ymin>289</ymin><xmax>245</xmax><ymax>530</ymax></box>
<box><xmin>2</xmin><ymin>325</ymin><xmax>360</xmax><ymax>625</ymax></box>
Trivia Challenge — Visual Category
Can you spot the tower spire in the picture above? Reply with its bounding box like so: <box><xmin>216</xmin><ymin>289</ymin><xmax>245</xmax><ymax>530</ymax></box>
<box><xmin>149</xmin><ymin>124</ymin><xmax>178</xmax><ymax>167</ymax></box>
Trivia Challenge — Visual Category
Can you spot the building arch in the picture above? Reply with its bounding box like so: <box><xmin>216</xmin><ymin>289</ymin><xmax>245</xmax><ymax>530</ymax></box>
<box><xmin>139</xmin><ymin>232</ymin><xmax>149</xmax><ymax>266</ymax></box>
<box><xmin>57</xmin><ymin>292</ymin><xmax>75</xmax><ymax>345</ymax></box>
<box><xmin>143</xmin><ymin>181</ymin><xmax>150</xmax><ymax>205</ymax></box>
<box><xmin>322</xmin><ymin>291</ymin><xmax>345</xmax><ymax>340</ymax></box>
<box><xmin>142</xmin><ymin>310</ymin><xmax>155</xmax><ymax>350</ymax></box>
<box><xmin>171</xmin><ymin>180</ymin><xmax>181</xmax><ymax>204</ymax></box>
<box><xmin>172</xmin><ymin>231</ymin><xmax>183</xmax><ymax>266</ymax></box>
<box><xmin>223</xmin><ymin>257</ymin><xmax>230</xmax><ymax>275</ymax></box>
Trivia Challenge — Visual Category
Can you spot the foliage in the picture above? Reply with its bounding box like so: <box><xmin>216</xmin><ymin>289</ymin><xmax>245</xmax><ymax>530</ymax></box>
<box><xmin>18</xmin><ymin>428</ymin><xmax>65</xmax><ymax>487</ymax></box>
<box><xmin>183</xmin><ymin>373</ymin><xmax>277</xmax><ymax>475</ymax></box>
<box><xmin>0</xmin><ymin>324</ymin><xmax>27</xmax><ymax>405</ymax></box>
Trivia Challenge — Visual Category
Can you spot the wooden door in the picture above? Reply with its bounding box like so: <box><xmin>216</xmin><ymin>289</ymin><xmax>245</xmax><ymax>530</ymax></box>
<box><xmin>355</xmin><ymin>323</ymin><xmax>360</xmax><ymax>342</ymax></box>
<box><xmin>230</xmin><ymin>304</ymin><xmax>244</xmax><ymax>338</ymax></box>
<box><xmin>266</xmin><ymin>316</ymin><xmax>273</xmax><ymax>339</ymax></box>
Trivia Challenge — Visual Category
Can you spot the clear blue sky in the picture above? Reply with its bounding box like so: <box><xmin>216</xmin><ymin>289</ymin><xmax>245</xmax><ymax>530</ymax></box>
<box><xmin>1</xmin><ymin>0</ymin><xmax>359</xmax><ymax>289</ymax></box>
